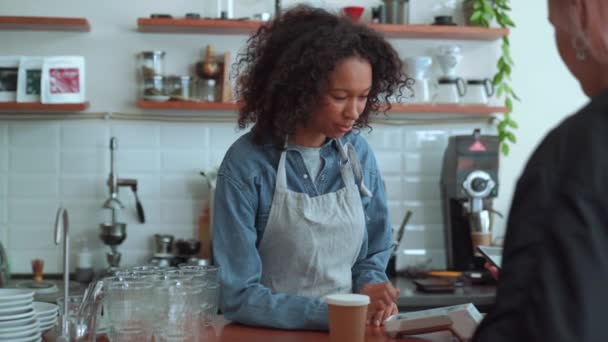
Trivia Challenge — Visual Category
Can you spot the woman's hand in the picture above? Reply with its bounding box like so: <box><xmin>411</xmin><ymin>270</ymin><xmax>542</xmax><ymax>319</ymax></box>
<box><xmin>485</xmin><ymin>262</ymin><xmax>500</xmax><ymax>280</ymax></box>
<box><xmin>359</xmin><ymin>282</ymin><xmax>400</xmax><ymax>327</ymax></box>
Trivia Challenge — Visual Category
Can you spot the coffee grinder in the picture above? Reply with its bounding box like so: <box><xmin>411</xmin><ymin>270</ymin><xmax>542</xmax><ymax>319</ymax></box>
<box><xmin>440</xmin><ymin>129</ymin><xmax>499</xmax><ymax>271</ymax></box>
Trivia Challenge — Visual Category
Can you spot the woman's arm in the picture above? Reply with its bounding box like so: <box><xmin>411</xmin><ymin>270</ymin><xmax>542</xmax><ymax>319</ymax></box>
<box><xmin>348</xmin><ymin>140</ymin><xmax>398</xmax><ymax>325</ymax></box>
<box><xmin>350</xmin><ymin>147</ymin><xmax>393</xmax><ymax>292</ymax></box>
<box><xmin>212</xmin><ymin>162</ymin><xmax>329</xmax><ymax>330</ymax></box>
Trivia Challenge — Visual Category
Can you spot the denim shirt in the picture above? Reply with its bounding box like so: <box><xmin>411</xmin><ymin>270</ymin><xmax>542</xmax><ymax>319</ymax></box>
<box><xmin>212</xmin><ymin>130</ymin><xmax>392</xmax><ymax>330</ymax></box>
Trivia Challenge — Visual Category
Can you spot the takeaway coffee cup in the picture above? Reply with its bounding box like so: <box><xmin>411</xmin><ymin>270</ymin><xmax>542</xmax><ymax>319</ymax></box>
<box><xmin>325</xmin><ymin>294</ymin><xmax>370</xmax><ymax>342</ymax></box>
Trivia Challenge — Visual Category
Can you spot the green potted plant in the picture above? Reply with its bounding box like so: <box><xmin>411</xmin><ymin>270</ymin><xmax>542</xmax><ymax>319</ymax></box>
<box><xmin>465</xmin><ymin>0</ymin><xmax>518</xmax><ymax>155</ymax></box>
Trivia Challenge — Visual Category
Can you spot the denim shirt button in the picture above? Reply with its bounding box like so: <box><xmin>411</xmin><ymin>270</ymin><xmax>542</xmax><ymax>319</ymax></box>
<box><xmin>303</xmin><ymin>174</ymin><xmax>308</xmax><ymax>179</ymax></box>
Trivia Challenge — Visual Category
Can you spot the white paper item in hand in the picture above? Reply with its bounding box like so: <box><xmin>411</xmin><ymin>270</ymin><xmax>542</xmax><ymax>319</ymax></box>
<box><xmin>385</xmin><ymin>303</ymin><xmax>483</xmax><ymax>341</ymax></box>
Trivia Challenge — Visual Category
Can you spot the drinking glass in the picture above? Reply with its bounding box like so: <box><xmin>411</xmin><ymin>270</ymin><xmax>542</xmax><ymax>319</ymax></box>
<box><xmin>105</xmin><ymin>278</ymin><xmax>154</xmax><ymax>342</ymax></box>
<box><xmin>154</xmin><ymin>280</ymin><xmax>204</xmax><ymax>342</ymax></box>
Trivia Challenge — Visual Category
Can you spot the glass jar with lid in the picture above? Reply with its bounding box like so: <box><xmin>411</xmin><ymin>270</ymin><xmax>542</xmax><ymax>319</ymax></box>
<box><xmin>167</xmin><ymin>75</ymin><xmax>194</xmax><ymax>100</ymax></box>
<box><xmin>139</xmin><ymin>51</ymin><xmax>166</xmax><ymax>79</ymax></box>
<box><xmin>142</xmin><ymin>75</ymin><xmax>168</xmax><ymax>98</ymax></box>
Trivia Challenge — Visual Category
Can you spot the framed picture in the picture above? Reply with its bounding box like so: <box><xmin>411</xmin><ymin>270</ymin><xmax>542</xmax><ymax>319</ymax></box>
<box><xmin>0</xmin><ymin>56</ymin><xmax>20</xmax><ymax>102</ymax></box>
<box><xmin>41</xmin><ymin>56</ymin><xmax>86</xmax><ymax>104</ymax></box>
<box><xmin>17</xmin><ymin>57</ymin><xmax>44</xmax><ymax>103</ymax></box>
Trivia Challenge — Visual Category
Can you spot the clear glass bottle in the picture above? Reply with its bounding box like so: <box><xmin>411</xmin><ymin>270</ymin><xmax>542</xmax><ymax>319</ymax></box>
<box><xmin>198</xmin><ymin>78</ymin><xmax>217</xmax><ymax>102</ymax></box>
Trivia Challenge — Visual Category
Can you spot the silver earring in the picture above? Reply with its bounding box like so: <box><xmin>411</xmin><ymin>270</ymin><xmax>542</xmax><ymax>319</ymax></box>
<box><xmin>572</xmin><ymin>34</ymin><xmax>588</xmax><ymax>61</ymax></box>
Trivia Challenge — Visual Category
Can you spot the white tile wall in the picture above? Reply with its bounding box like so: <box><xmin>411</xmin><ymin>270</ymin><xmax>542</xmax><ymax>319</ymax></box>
<box><xmin>10</xmin><ymin>149</ymin><xmax>58</xmax><ymax>173</ymax></box>
<box><xmin>0</xmin><ymin>118</ymin><xmax>495</xmax><ymax>273</ymax></box>
<box><xmin>0</xmin><ymin>0</ymin><xmax>513</xmax><ymax>273</ymax></box>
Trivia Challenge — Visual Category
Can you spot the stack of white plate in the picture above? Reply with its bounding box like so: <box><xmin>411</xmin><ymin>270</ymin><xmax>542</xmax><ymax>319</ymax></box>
<box><xmin>0</xmin><ymin>289</ymin><xmax>41</xmax><ymax>342</ymax></box>
<box><xmin>33</xmin><ymin>302</ymin><xmax>58</xmax><ymax>333</ymax></box>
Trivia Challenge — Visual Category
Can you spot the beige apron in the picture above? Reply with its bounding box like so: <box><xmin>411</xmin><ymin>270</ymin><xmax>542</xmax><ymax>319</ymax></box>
<box><xmin>258</xmin><ymin>140</ymin><xmax>366</xmax><ymax>297</ymax></box>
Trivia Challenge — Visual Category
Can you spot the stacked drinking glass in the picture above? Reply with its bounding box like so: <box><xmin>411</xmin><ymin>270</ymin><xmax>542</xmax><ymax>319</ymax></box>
<box><xmin>103</xmin><ymin>264</ymin><xmax>220</xmax><ymax>342</ymax></box>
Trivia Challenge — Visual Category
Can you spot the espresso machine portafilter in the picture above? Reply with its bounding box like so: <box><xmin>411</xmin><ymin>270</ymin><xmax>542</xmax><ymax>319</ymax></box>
<box><xmin>440</xmin><ymin>129</ymin><xmax>499</xmax><ymax>271</ymax></box>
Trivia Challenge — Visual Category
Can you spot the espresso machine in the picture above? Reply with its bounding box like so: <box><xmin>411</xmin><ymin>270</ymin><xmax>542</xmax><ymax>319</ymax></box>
<box><xmin>440</xmin><ymin>129</ymin><xmax>499</xmax><ymax>271</ymax></box>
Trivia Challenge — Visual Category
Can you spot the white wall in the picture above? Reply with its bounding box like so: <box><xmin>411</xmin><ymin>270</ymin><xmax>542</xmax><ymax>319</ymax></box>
<box><xmin>0</xmin><ymin>0</ymin><xmax>586</xmax><ymax>273</ymax></box>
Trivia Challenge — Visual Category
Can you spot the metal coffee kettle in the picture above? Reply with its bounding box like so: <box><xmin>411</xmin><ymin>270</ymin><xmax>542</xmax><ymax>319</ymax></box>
<box><xmin>0</xmin><ymin>241</ymin><xmax>10</xmax><ymax>287</ymax></box>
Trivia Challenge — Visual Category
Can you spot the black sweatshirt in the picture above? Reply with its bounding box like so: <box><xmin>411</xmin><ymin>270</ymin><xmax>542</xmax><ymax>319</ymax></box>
<box><xmin>474</xmin><ymin>90</ymin><xmax>608</xmax><ymax>342</ymax></box>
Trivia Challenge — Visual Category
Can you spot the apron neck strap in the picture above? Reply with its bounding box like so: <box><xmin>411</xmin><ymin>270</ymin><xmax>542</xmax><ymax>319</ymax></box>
<box><xmin>334</xmin><ymin>138</ymin><xmax>349</xmax><ymax>163</ymax></box>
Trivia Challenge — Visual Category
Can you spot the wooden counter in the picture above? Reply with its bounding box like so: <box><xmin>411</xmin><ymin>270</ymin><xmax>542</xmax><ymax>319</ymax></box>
<box><xmin>200</xmin><ymin>317</ymin><xmax>454</xmax><ymax>342</ymax></box>
<box><xmin>43</xmin><ymin>316</ymin><xmax>454</xmax><ymax>342</ymax></box>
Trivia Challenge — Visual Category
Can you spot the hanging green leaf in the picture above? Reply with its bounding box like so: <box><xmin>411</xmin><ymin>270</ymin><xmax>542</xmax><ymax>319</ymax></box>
<box><xmin>467</xmin><ymin>0</ymin><xmax>518</xmax><ymax>156</ymax></box>
<box><xmin>506</xmin><ymin>132</ymin><xmax>517</xmax><ymax>143</ymax></box>
<box><xmin>506</xmin><ymin>97</ymin><xmax>513</xmax><ymax>112</ymax></box>
<box><xmin>507</xmin><ymin>119</ymin><xmax>519</xmax><ymax>129</ymax></box>
<box><xmin>471</xmin><ymin>11</ymin><xmax>482</xmax><ymax>23</ymax></box>
<box><xmin>493</xmin><ymin>72</ymin><xmax>504</xmax><ymax>86</ymax></box>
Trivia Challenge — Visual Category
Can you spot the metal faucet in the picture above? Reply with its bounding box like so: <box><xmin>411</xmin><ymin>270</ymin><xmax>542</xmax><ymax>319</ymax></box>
<box><xmin>104</xmin><ymin>137</ymin><xmax>124</xmax><ymax>225</ymax></box>
<box><xmin>103</xmin><ymin>137</ymin><xmax>145</xmax><ymax>225</ymax></box>
<box><xmin>54</xmin><ymin>207</ymin><xmax>70</xmax><ymax>341</ymax></box>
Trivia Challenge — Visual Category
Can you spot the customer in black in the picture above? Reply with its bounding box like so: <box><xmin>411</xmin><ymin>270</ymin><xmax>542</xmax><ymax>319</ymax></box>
<box><xmin>474</xmin><ymin>0</ymin><xmax>608</xmax><ymax>341</ymax></box>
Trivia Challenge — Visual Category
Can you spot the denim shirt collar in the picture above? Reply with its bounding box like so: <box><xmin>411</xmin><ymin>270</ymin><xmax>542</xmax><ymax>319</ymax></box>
<box><xmin>261</xmin><ymin>134</ymin><xmax>345</xmax><ymax>155</ymax></box>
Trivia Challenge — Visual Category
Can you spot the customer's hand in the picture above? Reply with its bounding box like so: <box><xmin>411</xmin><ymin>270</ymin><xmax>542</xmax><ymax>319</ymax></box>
<box><xmin>485</xmin><ymin>262</ymin><xmax>500</xmax><ymax>280</ymax></box>
<box><xmin>359</xmin><ymin>282</ymin><xmax>400</xmax><ymax>327</ymax></box>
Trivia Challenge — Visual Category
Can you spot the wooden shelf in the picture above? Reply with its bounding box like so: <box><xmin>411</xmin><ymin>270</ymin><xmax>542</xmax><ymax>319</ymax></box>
<box><xmin>0</xmin><ymin>16</ymin><xmax>90</xmax><ymax>32</ymax></box>
<box><xmin>137</xmin><ymin>18</ymin><xmax>508</xmax><ymax>40</ymax></box>
<box><xmin>369</xmin><ymin>24</ymin><xmax>508</xmax><ymax>41</ymax></box>
<box><xmin>137</xmin><ymin>18</ymin><xmax>261</xmax><ymax>35</ymax></box>
<box><xmin>137</xmin><ymin>100</ymin><xmax>238</xmax><ymax>110</ymax></box>
<box><xmin>388</xmin><ymin>104</ymin><xmax>507</xmax><ymax>114</ymax></box>
<box><xmin>0</xmin><ymin>102</ymin><xmax>89</xmax><ymax>112</ymax></box>
<box><xmin>137</xmin><ymin>100</ymin><xmax>506</xmax><ymax>114</ymax></box>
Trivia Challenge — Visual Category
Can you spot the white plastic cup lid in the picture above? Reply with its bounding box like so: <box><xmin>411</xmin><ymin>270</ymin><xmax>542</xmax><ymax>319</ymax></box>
<box><xmin>325</xmin><ymin>294</ymin><xmax>370</xmax><ymax>307</ymax></box>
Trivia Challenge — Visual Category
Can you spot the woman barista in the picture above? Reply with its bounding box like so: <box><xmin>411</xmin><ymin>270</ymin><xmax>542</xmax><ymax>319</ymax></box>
<box><xmin>212</xmin><ymin>5</ymin><xmax>408</xmax><ymax>330</ymax></box>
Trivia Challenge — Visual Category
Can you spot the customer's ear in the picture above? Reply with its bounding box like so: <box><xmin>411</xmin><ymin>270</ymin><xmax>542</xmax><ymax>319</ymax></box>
<box><xmin>577</xmin><ymin>0</ymin><xmax>608</xmax><ymax>63</ymax></box>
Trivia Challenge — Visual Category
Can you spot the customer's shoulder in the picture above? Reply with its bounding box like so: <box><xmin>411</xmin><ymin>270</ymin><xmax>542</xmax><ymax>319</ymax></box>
<box><xmin>526</xmin><ymin>95</ymin><xmax>608</xmax><ymax>184</ymax></box>
<box><xmin>548</xmin><ymin>94</ymin><xmax>608</xmax><ymax>152</ymax></box>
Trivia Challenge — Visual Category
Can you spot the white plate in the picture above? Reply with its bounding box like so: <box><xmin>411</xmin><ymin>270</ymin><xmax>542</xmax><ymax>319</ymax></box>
<box><xmin>0</xmin><ymin>315</ymin><xmax>37</xmax><ymax>329</ymax></box>
<box><xmin>0</xmin><ymin>308</ymin><xmax>35</xmax><ymax>321</ymax></box>
<box><xmin>0</xmin><ymin>289</ymin><xmax>35</xmax><ymax>302</ymax></box>
<box><xmin>0</xmin><ymin>327</ymin><xmax>39</xmax><ymax>338</ymax></box>
<box><xmin>32</xmin><ymin>302</ymin><xmax>57</xmax><ymax>317</ymax></box>
<box><xmin>143</xmin><ymin>95</ymin><xmax>170</xmax><ymax>102</ymax></box>
<box><xmin>0</xmin><ymin>297</ymin><xmax>33</xmax><ymax>310</ymax></box>
<box><xmin>36</xmin><ymin>314</ymin><xmax>57</xmax><ymax>322</ymax></box>
<box><xmin>2</xmin><ymin>331</ymin><xmax>40</xmax><ymax>342</ymax></box>
<box><xmin>38</xmin><ymin>321</ymin><xmax>55</xmax><ymax>332</ymax></box>
<box><xmin>0</xmin><ymin>318</ymin><xmax>38</xmax><ymax>334</ymax></box>
<box><xmin>0</xmin><ymin>303</ymin><xmax>33</xmax><ymax>315</ymax></box>
<box><xmin>37</xmin><ymin>316</ymin><xmax>55</xmax><ymax>326</ymax></box>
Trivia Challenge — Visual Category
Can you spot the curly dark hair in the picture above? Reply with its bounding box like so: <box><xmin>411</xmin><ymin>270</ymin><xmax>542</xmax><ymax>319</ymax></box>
<box><xmin>235</xmin><ymin>5</ymin><xmax>407</xmax><ymax>147</ymax></box>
